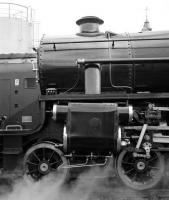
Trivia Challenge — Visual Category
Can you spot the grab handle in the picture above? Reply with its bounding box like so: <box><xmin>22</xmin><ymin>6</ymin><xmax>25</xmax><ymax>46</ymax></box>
<box><xmin>5</xmin><ymin>125</ymin><xmax>23</xmax><ymax>131</ymax></box>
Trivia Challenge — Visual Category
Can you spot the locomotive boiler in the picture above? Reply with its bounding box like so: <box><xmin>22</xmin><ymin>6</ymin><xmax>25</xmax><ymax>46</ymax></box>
<box><xmin>1</xmin><ymin>16</ymin><xmax>169</xmax><ymax>191</ymax></box>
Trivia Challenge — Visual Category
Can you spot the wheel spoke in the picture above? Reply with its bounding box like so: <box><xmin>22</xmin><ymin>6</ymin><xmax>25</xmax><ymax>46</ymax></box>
<box><xmin>50</xmin><ymin>159</ymin><xmax>62</xmax><ymax>167</ymax></box>
<box><xmin>42</xmin><ymin>148</ymin><xmax>45</xmax><ymax>161</ymax></box>
<box><xmin>148</xmin><ymin>165</ymin><xmax>160</xmax><ymax>170</ymax></box>
<box><xmin>33</xmin><ymin>151</ymin><xmax>40</xmax><ymax>162</ymax></box>
<box><xmin>28</xmin><ymin>168</ymin><xmax>38</xmax><ymax>174</ymax></box>
<box><xmin>26</xmin><ymin>160</ymin><xmax>39</xmax><ymax>166</ymax></box>
<box><xmin>48</xmin><ymin>151</ymin><xmax>55</xmax><ymax>162</ymax></box>
<box><xmin>122</xmin><ymin>161</ymin><xmax>135</xmax><ymax>165</ymax></box>
<box><xmin>131</xmin><ymin>172</ymin><xmax>137</xmax><ymax>182</ymax></box>
<box><xmin>148</xmin><ymin>155</ymin><xmax>158</xmax><ymax>163</ymax></box>
<box><xmin>124</xmin><ymin>167</ymin><xmax>135</xmax><ymax>175</ymax></box>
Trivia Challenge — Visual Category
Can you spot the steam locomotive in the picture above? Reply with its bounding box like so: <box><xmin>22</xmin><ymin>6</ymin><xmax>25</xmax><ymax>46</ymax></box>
<box><xmin>1</xmin><ymin>16</ymin><xmax>169</xmax><ymax>190</ymax></box>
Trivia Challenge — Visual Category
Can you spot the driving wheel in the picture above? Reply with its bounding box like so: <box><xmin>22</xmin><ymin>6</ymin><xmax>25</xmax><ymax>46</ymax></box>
<box><xmin>116</xmin><ymin>150</ymin><xmax>164</xmax><ymax>190</ymax></box>
<box><xmin>23</xmin><ymin>142</ymin><xmax>68</xmax><ymax>180</ymax></box>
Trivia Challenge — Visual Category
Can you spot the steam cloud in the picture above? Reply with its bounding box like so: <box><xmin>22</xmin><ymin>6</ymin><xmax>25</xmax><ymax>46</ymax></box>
<box><xmin>0</xmin><ymin>163</ymin><xmax>148</xmax><ymax>200</ymax></box>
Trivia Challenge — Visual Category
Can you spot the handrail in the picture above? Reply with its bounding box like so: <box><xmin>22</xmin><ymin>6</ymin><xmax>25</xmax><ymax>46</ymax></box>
<box><xmin>5</xmin><ymin>125</ymin><xmax>23</xmax><ymax>131</ymax></box>
<box><xmin>0</xmin><ymin>2</ymin><xmax>32</xmax><ymax>22</ymax></box>
<box><xmin>76</xmin><ymin>57</ymin><xmax>169</xmax><ymax>65</ymax></box>
<box><xmin>0</xmin><ymin>2</ymin><xmax>28</xmax><ymax>9</ymax></box>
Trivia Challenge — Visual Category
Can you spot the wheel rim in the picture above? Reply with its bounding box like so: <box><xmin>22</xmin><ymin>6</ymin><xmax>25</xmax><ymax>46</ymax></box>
<box><xmin>116</xmin><ymin>150</ymin><xmax>164</xmax><ymax>190</ymax></box>
<box><xmin>23</xmin><ymin>143</ymin><xmax>68</xmax><ymax>180</ymax></box>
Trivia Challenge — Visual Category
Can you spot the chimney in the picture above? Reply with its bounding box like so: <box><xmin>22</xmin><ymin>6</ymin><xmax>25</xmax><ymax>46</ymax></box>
<box><xmin>76</xmin><ymin>16</ymin><xmax>104</xmax><ymax>36</ymax></box>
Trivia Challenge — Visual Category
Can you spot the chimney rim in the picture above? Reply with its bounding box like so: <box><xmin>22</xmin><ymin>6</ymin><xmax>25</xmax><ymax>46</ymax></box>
<box><xmin>76</xmin><ymin>16</ymin><xmax>104</xmax><ymax>25</ymax></box>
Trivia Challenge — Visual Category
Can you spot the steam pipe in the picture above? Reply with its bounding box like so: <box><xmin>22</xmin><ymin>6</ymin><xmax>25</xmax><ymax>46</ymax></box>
<box><xmin>84</xmin><ymin>64</ymin><xmax>101</xmax><ymax>94</ymax></box>
<box><xmin>52</xmin><ymin>104</ymin><xmax>68</xmax><ymax>121</ymax></box>
<box><xmin>52</xmin><ymin>104</ymin><xmax>133</xmax><ymax>123</ymax></box>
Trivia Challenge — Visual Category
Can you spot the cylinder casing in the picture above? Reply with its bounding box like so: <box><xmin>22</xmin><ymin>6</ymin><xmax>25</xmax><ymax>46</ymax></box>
<box><xmin>64</xmin><ymin>103</ymin><xmax>118</xmax><ymax>154</ymax></box>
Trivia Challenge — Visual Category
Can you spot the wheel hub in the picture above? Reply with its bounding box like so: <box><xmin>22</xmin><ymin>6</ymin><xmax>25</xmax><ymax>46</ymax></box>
<box><xmin>39</xmin><ymin>161</ymin><xmax>50</xmax><ymax>174</ymax></box>
<box><xmin>134</xmin><ymin>159</ymin><xmax>147</xmax><ymax>172</ymax></box>
<box><xmin>136</xmin><ymin>161</ymin><xmax>146</xmax><ymax>171</ymax></box>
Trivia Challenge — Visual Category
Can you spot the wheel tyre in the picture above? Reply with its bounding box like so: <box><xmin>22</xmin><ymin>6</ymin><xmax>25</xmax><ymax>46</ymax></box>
<box><xmin>23</xmin><ymin>142</ymin><xmax>68</xmax><ymax>181</ymax></box>
<box><xmin>116</xmin><ymin>150</ymin><xmax>165</xmax><ymax>190</ymax></box>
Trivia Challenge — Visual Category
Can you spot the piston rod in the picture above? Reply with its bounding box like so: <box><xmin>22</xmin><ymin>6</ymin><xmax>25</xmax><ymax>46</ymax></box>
<box><xmin>136</xmin><ymin>124</ymin><xmax>148</xmax><ymax>149</ymax></box>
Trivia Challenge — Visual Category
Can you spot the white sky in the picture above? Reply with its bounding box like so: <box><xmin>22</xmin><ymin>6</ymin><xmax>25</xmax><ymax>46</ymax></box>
<box><xmin>1</xmin><ymin>0</ymin><xmax>169</xmax><ymax>36</ymax></box>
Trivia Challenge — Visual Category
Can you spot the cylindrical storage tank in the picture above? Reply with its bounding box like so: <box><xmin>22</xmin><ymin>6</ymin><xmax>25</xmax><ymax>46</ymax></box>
<box><xmin>0</xmin><ymin>3</ymin><xmax>34</xmax><ymax>53</ymax></box>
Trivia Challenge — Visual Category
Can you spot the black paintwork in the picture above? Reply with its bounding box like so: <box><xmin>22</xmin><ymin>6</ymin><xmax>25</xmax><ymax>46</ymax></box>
<box><xmin>39</xmin><ymin>31</ymin><xmax>169</xmax><ymax>94</ymax></box>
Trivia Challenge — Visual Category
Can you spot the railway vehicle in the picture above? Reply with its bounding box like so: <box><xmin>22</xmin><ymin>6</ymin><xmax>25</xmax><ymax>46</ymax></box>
<box><xmin>1</xmin><ymin>16</ymin><xmax>169</xmax><ymax>191</ymax></box>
